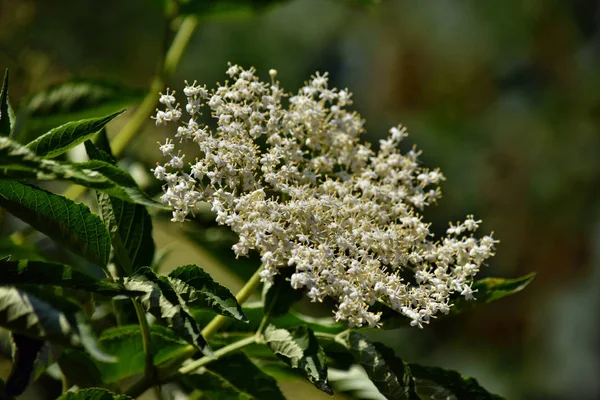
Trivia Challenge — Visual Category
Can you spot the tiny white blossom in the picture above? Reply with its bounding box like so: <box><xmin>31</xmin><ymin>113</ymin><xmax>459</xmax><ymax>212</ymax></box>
<box><xmin>152</xmin><ymin>64</ymin><xmax>497</xmax><ymax>328</ymax></box>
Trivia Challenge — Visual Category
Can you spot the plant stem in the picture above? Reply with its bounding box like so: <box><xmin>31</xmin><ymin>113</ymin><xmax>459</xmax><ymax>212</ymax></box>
<box><xmin>178</xmin><ymin>334</ymin><xmax>257</xmax><ymax>375</ymax></box>
<box><xmin>201</xmin><ymin>266</ymin><xmax>264</xmax><ymax>340</ymax></box>
<box><xmin>61</xmin><ymin>14</ymin><xmax>199</xmax><ymax>202</ymax></box>
<box><xmin>132</xmin><ymin>299</ymin><xmax>161</xmax><ymax>400</ymax></box>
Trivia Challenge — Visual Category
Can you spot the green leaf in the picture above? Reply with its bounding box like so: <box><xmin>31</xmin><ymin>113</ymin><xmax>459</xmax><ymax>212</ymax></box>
<box><xmin>179</xmin><ymin>0</ymin><xmax>285</xmax><ymax>18</ymax></box>
<box><xmin>57</xmin><ymin>349</ymin><xmax>104</xmax><ymax>388</ymax></box>
<box><xmin>94</xmin><ymin>325</ymin><xmax>189</xmax><ymax>384</ymax></box>
<box><xmin>85</xmin><ymin>136</ymin><xmax>155</xmax><ymax>273</ymax></box>
<box><xmin>20</xmin><ymin>80</ymin><xmax>143</xmax><ymax>143</ymax></box>
<box><xmin>182</xmin><ymin>353</ymin><xmax>286</xmax><ymax>400</ymax></box>
<box><xmin>451</xmin><ymin>273</ymin><xmax>536</xmax><ymax>314</ymax></box>
<box><xmin>341</xmin><ymin>332</ymin><xmax>419</xmax><ymax>400</ymax></box>
<box><xmin>0</xmin><ymin>180</ymin><xmax>111</xmax><ymax>268</ymax></box>
<box><xmin>25</xmin><ymin>110</ymin><xmax>124</xmax><ymax>158</ymax></box>
<box><xmin>0</xmin><ymin>136</ymin><xmax>163</xmax><ymax>208</ymax></box>
<box><xmin>0</xmin><ymin>259</ymin><xmax>141</xmax><ymax>297</ymax></box>
<box><xmin>124</xmin><ymin>267</ymin><xmax>212</xmax><ymax>356</ymax></box>
<box><xmin>263</xmin><ymin>324</ymin><xmax>332</xmax><ymax>395</ymax></box>
<box><xmin>0</xmin><ymin>236</ymin><xmax>50</xmax><ymax>262</ymax></box>
<box><xmin>57</xmin><ymin>388</ymin><xmax>132</xmax><ymax>400</ymax></box>
<box><xmin>168</xmin><ymin>264</ymin><xmax>246</xmax><ymax>322</ymax></box>
<box><xmin>0</xmin><ymin>286</ymin><xmax>115</xmax><ymax>363</ymax></box>
<box><xmin>4</xmin><ymin>333</ymin><xmax>45</xmax><ymax>396</ymax></box>
<box><xmin>409</xmin><ymin>364</ymin><xmax>504</xmax><ymax>400</ymax></box>
<box><xmin>1</xmin><ymin>69</ymin><xmax>11</xmax><ymax>137</ymax></box>
<box><xmin>328</xmin><ymin>365</ymin><xmax>386</xmax><ymax>400</ymax></box>
<box><xmin>262</xmin><ymin>267</ymin><xmax>303</xmax><ymax>319</ymax></box>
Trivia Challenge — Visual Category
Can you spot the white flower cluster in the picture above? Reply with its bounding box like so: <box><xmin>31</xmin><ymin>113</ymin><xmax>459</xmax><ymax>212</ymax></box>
<box><xmin>153</xmin><ymin>64</ymin><xmax>497</xmax><ymax>328</ymax></box>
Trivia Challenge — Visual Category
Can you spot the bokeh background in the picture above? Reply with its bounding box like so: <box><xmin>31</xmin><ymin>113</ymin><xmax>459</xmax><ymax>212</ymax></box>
<box><xmin>1</xmin><ymin>0</ymin><xmax>600</xmax><ymax>399</ymax></box>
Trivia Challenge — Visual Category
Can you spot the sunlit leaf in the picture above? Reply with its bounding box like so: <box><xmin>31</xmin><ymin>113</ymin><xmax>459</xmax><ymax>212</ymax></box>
<box><xmin>25</xmin><ymin>110</ymin><xmax>124</xmax><ymax>158</ymax></box>
<box><xmin>0</xmin><ymin>180</ymin><xmax>111</xmax><ymax>268</ymax></box>
<box><xmin>168</xmin><ymin>264</ymin><xmax>246</xmax><ymax>322</ymax></box>
<box><xmin>263</xmin><ymin>324</ymin><xmax>332</xmax><ymax>394</ymax></box>
<box><xmin>328</xmin><ymin>365</ymin><xmax>386</xmax><ymax>400</ymax></box>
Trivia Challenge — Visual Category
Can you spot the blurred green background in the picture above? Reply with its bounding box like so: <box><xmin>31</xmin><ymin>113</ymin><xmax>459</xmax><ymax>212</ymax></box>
<box><xmin>1</xmin><ymin>0</ymin><xmax>600</xmax><ymax>399</ymax></box>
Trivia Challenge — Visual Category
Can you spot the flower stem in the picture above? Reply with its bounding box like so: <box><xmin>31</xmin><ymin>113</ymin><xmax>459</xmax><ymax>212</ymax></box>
<box><xmin>132</xmin><ymin>299</ymin><xmax>161</xmax><ymax>400</ymax></box>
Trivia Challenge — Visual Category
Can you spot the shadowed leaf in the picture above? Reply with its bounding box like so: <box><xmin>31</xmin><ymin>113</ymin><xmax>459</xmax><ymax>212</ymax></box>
<box><xmin>264</xmin><ymin>324</ymin><xmax>332</xmax><ymax>395</ymax></box>
<box><xmin>182</xmin><ymin>353</ymin><xmax>286</xmax><ymax>400</ymax></box>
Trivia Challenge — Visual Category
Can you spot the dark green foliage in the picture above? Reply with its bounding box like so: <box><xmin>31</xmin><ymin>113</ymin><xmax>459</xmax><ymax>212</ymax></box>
<box><xmin>409</xmin><ymin>364</ymin><xmax>504</xmax><ymax>400</ymax></box>
<box><xmin>94</xmin><ymin>325</ymin><xmax>189</xmax><ymax>383</ymax></box>
<box><xmin>0</xmin><ymin>259</ymin><xmax>140</xmax><ymax>297</ymax></box>
<box><xmin>341</xmin><ymin>332</ymin><xmax>419</xmax><ymax>400</ymax></box>
<box><xmin>0</xmin><ymin>136</ymin><xmax>162</xmax><ymax>207</ymax></box>
<box><xmin>263</xmin><ymin>324</ymin><xmax>333</xmax><ymax>394</ymax></box>
<box><xmin>0</xmin><ymin>180</ymin><xmax>111</xmax><ymax>268</ymax></box>
<box><xmin>169</xmin><ymin>264</ymin><xmax>247</xmax><ymax>322</ymax></box>
<box><xmin>0</xmin><ymin>286</ymin><xmax>114</xmax><ymax>363</ymax></box>
<box><xmin>262</xmin><ymin>267</ymin><xmax>303</xmax><ymax>318</ymax></box>
<box><xmin>85</xmin><ymin>135</ymin><xmax>155</xmax><ymax>273</ymax></box>
<box><xmin>19</xmin><ymin>80</ymin><xmax>143</xmax><ymax>143</ymax></box>
<box><xmin>182</xmin><ymin>353</ymin><xmax>286</xmax><ymax>400</ymax></box>
<box><xmin>4</xmin><ymin>333</ymin><xmax>45</xmax><ymax>396</ymax></box>
<box><xmin>124</xmin><ymin>267</ymin><xmax>212</xmax><ymax>356</ymax></box>
<box><xmin>0</xmin><ymin>69</ymin><xmax>13</xmax><ymax>137</ymax></box>
<box><xmin>179</xmin><ymin>0</ymin><xmax>286</xmax><ymax>17</ymax></box>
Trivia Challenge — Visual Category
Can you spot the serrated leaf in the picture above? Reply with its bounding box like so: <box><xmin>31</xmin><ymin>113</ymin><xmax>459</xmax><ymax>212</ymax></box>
<box><xmin>182</xmin><ymin>353</ymin><xmax>286</xmax><ymax>400</ymax></box>
<box><xmin>93</xmin><ymin>325</ymin><xmax>189</xmax><ymax>383</ymax></box>
<box><xmin>409</xmin><ymin>364</ymin><xmax>504</xmax><ymax>400</ymax></box>
<box><xmin>179</xmin><ymin>0</ymin><xmax>285</xmax><ymax>17</ymax></box>
<box><xmin>0</xmin><ymin>180</ymin><xmax>111</xmax><ymax>268</ymax></box>
<box><xmin>57</xmin><ymin>388</ymin><xmax>132</xmax><ymax>400</ymax></box>
<box><xmin>25</xmin><ymin>110</ymin><xmax>124</xmax><ymax>158</ymax></box>
<box><xmin>0</xmin><ymin>259</ymin><xmax>141</xmax><ymax>297</ymax></box>
<box><xmin>4</xmin><ymin>333</ymin><xmax>45</xmax><ymax>396</ymax></box>
<box><xmin>0</xmin><ymin>286</ymin><xmax>115</xmax><ymax>363</ymax></box>
<box><xmin>85</xmin><ymin>135</ymin><xmax>155</xmax><ymax>273</ymax></box>
<box><xmin>451</xmin><ymin>273</ymin><xmax>536</xmax><ymax>314</ymax></box>
<box><xmin>124</xmin><ymin>267</ymin><xmax>212</xmax><ymax>356</ymax></box>
<box><xmin>168</xmin><ymin>264</ymin><xmax>246</xmax><ymax>322</ymax></box>
<box><xmin>263</xmin><ymin>324</ymin><xmax>332</xmax><ymax>395</ymax></box>
<box><xmin>1</xmin><ymin>69</ymin><xmax>11</xmax><ymax>137</ymax></box>
<box><xmin>0</xmin><ymin>136</ymin><xmax>162</xmax><ymax>208</ymax></box>
<box><xmin>341</xmin><ymin>332</ymin><xmax>419</xmax><ymax>400</ymax></box>
<box><xmin>262</xmin><ymin>267</ymin><xmax>303</xmax><ymax>319</ymax></box>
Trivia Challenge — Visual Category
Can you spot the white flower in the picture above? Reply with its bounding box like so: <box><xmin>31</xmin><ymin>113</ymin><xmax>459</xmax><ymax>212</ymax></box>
<box><xmin>152</xmin><ymin>64</ymin><xmax>497</xmax><ymax>328</ymax></box>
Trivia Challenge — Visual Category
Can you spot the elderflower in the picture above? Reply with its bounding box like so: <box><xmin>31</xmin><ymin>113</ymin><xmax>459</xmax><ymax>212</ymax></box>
<box><xmin>153</xmin><ymin>64</ymin><xmax>497</xmax><ymax>328</ymax></box>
